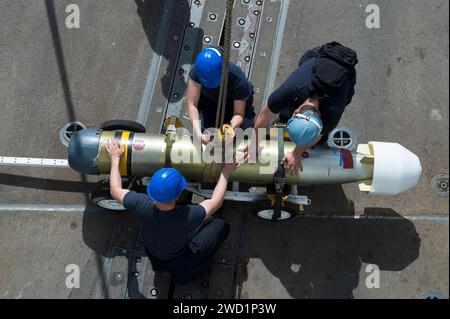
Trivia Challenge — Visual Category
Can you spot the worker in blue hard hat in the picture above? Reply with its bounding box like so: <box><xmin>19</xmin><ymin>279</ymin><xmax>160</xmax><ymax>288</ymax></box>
<box><xmin>187</xmin><ymin>47</ymin><xmax>256</xmax><ymax>144</ymax></box>
<box><xmin>244</xmin><ymin>42</ymin><xmax>358</xmax><ymax>175</ymax></box>
<box><xmin>105</xmin><ymin>138</ymin><xmax>237</xmax><ymax>284</ymax></box>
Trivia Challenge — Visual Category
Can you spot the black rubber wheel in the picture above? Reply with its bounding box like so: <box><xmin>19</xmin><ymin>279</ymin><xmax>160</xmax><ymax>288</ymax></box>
<box><xmin>100</xmin><ymin>120</ymin><xmax>146</xmax><ymax>133</ymax></box>
<box><xmin>91</xmin><ymin>189</ymin><xmax>127</xmax><ymax>211</ymax></box>
<box><xmin>253</xmin><ymin>200</ymin><xmax>299</xmax><ymax>222</ymax></box>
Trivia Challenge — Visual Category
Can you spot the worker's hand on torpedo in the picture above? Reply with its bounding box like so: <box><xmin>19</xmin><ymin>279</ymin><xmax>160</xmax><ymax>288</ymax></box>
<box><xmin>222</xmin><ymin>161</ymin><xmax>238</xmax><ymax>177</ymax></box>
<box><xmin>242</xmin><ymin>142</ymin><xmax>263</xmax><ymax>164</ymax></box>
<box><xmin>105</xmin><ymin>138</ymin><xmax>125</xmax><ymax>161</ymax></box>
<box><xmin>201</xmin><ymin>133</ymin><xmax>212</xmax><ymax>145</ymax></box>
<box><xmin>282</xmin><ymin>150</ymin><xmax>303</xmax><ymax>175</ymax></box>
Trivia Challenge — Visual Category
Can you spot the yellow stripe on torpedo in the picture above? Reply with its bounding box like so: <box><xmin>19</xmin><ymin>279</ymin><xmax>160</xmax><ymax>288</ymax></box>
<box><xmin>119</xmin><ymin>131</ymin><xmax>131</xmax><ymax>176</ymax></box>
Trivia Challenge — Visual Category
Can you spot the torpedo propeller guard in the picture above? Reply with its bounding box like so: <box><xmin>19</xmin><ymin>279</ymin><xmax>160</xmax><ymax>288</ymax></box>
<box><xmin>68</xmin><ymin>128</ymin><xmax>422</xmax><ymax>196</ymax></box>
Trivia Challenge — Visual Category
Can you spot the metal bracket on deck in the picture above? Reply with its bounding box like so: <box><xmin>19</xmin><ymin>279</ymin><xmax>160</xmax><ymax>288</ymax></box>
<box><xmin>271</xmin><ymin>126</ymin><xmax>286</xmax><ymax>220</ymax></box>
<box><xmin>186</xmin><ymin>182</ymin><xmax>310</xmax><ymax>206</ymax></box>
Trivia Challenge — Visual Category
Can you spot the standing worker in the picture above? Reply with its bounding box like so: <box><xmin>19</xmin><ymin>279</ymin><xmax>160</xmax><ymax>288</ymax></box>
<box><xmin>245</xmin><ymin>42</ymin><xmax>358</xmax><ymax>175</ymax></box>
<box><xmin>187</xmin><ymin>47</ymin><xmax>256</xmax><ymax>144</ymax></box>
<box><xmin>105</xmin><ymin>138</ymin><xmax>237</xmax><ymax>284</ymax></box>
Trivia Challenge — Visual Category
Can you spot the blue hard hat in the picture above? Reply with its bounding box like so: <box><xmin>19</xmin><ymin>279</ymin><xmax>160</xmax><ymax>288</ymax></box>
<box><xmin>147</xmin><ymin>168</ymin><xmax>187</xmax><ymax>203</ymax></box>
<box><xmin>287</xmin><ymin>111</ymin><xmax>323</xmax><ymax>147</ymax></box>
<box><xmin>194</xmin><ymin>47</ymin><xmax>223</xmax><ymax>89</ymax></box>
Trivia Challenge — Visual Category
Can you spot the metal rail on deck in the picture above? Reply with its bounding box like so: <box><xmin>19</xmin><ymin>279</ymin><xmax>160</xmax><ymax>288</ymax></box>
<box><xmin>0</xmin><ymin>156</ymin><xmax>69</xmax><ymax>168</ymax></box>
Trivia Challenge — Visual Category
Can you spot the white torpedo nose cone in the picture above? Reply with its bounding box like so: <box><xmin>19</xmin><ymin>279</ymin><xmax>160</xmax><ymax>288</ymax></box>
<box><xmin>369</xmin><ymin>142</ymin><xmax>422</xmax><ymax>196</ymax></box>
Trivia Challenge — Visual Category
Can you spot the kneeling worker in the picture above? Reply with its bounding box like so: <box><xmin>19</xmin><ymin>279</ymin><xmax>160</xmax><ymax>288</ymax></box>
<box><xmin>187</xmin><ymin>47</ymin><xmax>256</xmax><ymax>144</ymax></box>
<box><xmin>246</xmin><ymin>42</ymin><xmax>358</xmax><ymax>175</ymax></box>
<box><xmin>105</xmin><ymin>138</ymin><xmax>236</xmax><ymax>284</ymax></box>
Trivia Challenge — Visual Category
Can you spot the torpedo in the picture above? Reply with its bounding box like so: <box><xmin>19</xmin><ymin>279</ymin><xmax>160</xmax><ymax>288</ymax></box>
<box><xmin>68</xmin><ymin>128</ymin><xmax>422</xmax><ymax>196</ymax></box>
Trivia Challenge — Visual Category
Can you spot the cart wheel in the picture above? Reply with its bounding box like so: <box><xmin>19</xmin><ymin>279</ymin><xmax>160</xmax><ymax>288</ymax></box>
<box><xmin>253</xmin><ymin>201</ymin><xmax>298</xmax><ymax>222</ymax></box>
<box><xmin>100</xmin><ymin>120</ymin><xmax>146</xmax><ymax>133</ymax></box>
<box><xmin>91</xmin><ymin>190</ymin><xmax>127</xmax><ymax>211</ymax></box>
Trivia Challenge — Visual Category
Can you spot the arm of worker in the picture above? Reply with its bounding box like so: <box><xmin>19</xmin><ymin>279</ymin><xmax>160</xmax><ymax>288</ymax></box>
<box><xmin>282</xmin><ymin>135</ymin><xmax>322</xmax><ymax>175</ymax></box>
<box><xmin>243</xmin><ymin>104</ymin><xmax>277</xmax><ymax>163</ymax></box>
<box><xmin>253</xmin><ymin>104</ymin><xmax>277</xmax><ymax>138</ymax></box>
<box><xmin>229</xmin><ymin>100</ymin><xmax>245</xmax><ymax>130</ymax></box>
<box><xmin>187</xmin><ymin>80</ymin><xmax>210</xmax><ymax>145</ymax></box>
<box><xmin>105</xmin><ymin>138</ymin><xmax>130</xmax><ymax>205</ymax></box>
<box><xmin>221</xmin><ymin>100</ymin><xmax>246</xmax><ymax>142</ymax></box>
<box><xmin>199</xmin><ymin>163</ymin><xmax>237</xmax><ymax>220</ymax></box>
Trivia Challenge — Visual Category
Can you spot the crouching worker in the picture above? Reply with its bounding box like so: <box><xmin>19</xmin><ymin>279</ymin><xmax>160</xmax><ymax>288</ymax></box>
<box><xmin>187</xmin><ymin>47</ymin><xmax>256</xmax><ymax>144</ymax></box>
<box><xmin>105</xmin><ymin>138</ymin><xmax>236</xmax><ymax>284</ymax></box>
<box><xmin>245</xmin><ymin>42</ymin><xmax>358</xmax><ymax>175</ymax></box>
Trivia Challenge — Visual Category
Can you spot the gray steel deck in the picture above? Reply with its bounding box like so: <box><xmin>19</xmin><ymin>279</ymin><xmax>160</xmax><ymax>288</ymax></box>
<box><xmin>0</xmin><ymin>0</ymin><xmax>448</xmax><ymax>299</ymax></box>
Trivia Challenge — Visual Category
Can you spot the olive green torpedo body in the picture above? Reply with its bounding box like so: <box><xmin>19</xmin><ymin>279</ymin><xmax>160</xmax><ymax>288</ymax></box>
<box><xmin>68</xmin><ymin>129</ymin><xmax>422</xmax><ymax>196</ymax></box>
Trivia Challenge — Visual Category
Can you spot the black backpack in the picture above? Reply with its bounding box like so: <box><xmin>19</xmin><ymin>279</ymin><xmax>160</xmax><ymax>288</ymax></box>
<box><xmin>318</xmin><ymin>41</ymin><xmax>358</xmax><ymax>68</ymax></box>
<box><xmin>300</xmin><ymin>42</ymin><xmax>358</xmax><ymax>104</ymax></box>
